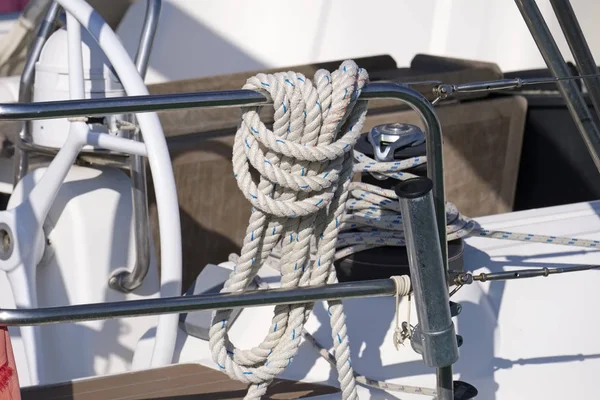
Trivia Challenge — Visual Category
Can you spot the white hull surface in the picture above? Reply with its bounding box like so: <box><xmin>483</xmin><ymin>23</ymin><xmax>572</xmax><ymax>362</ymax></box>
<box><xmin>130</xmin><ymin>200</ymin><xmax>600</xmax><ymax>399</ymax></box>
<box><xmin>2</xmin><ymin>183</ymin><xmax>598</xmax><ymax>397</ymax></box>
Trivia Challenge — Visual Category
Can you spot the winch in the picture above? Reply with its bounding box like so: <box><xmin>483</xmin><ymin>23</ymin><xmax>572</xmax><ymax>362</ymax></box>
<box><xmin>335</xmin><ymin>123</ymin><xmax>465</xmax><ymax>282</ymax></box>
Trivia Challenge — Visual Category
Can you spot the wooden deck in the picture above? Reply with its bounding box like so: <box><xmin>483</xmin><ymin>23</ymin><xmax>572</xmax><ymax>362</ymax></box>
<box><xmin>21</xmin><ymin>363</ymin><xmax>339</xmax><ymax>400</ymax></box>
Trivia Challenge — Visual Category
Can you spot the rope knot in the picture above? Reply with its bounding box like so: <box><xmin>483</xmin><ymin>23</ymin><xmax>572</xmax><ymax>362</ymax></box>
<box><xmin>232</xmin><ymin>62</ymin><xmax>369</xmax><ymax>218</ymax></box>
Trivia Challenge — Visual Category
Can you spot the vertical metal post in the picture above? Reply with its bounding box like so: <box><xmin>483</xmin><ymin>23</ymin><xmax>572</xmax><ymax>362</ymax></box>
<box><xmin>13</xmin><ymin>2</ymin><xmax>61</xmax><ymax>185</ymax></box>
<box><xmin>549</xmin><ymin>0</ymin><xmax>600</xmax><ymax>124</ymax></box>
<box><xmin>396</xmin><ymin>177</ymin><xmax>458</xmax><ymax>400</ymax></box>
<box><xmin>110</xmin><ymin>0</ymin><xmax>161</xmax><ymax>292</ymax></box>
<box><xmin>436</xmin><ymin>366</ymin><xmax>454</xmax><ymax>400</ymax></box>
<box><xmin>515</xmin><ymin>0</ymin><xmax>600</xmax><ymax>172</ymax></box>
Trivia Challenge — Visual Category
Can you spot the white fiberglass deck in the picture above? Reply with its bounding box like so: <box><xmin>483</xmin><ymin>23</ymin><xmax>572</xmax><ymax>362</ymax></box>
<box><xmin>134</xmin><ymin>200</ymin><xmax>600</xmax><ymax>399</ymax></box>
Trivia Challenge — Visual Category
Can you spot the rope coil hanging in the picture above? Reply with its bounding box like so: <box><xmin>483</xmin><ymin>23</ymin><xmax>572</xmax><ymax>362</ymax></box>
<box><xmin>210</xmin><ymin>60</ymin><xmax>369</xmax><ymax>400</ymax></box>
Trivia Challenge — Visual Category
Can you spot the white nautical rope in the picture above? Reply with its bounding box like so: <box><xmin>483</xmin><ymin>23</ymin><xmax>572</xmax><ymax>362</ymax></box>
<box><xmin>209</xmin><ymin>60</ymin><xmax>368</xmax><ymax>400</ymax></box>
<box><xmin>474</xmin><ymin>229</ymin><xmax>600</xmax><ymax>248</ymax></box>
<box><xmin>392</xmin><ymin>276</ymin><xmax>412</xmax><ymax>351</ymax></box>
<box><xmin>249</xmin><ymin>273</ymin><xmax>438</xmax><ymax>397</ymax></box>
<box><xmin>336</xmin><ymin>150</ymin><xmax>600</xmax><ymax>260</ymax></box>
<box><xmin>335</xmin><ymin>153</ymin><xmax>475</xmax><ymax>260</ymax></box>
<box><xmin>303</xmin><ymin>276</ymin><xmax>436</xmax><ymax>397</ymax></box>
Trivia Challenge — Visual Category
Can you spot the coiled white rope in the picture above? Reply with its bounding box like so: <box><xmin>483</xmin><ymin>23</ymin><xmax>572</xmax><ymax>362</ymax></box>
<box><xmin>247</xmin><ymin>269</ymin><xmax>440</xmax><ymax>397</ymax></box>
<box><xmin>336</xmin><ymin>149</ymin><xmax>600</xmax><ymax>260</ymax></box>
<box><xmin>334</xmin><ymin>151</ymin><xmax>474</xmax><ymax>260</ymax></box>
<box><xmin>210</xmin><ymin>60</ymin><xmax>368</xmax><ymax>400</ymax></box>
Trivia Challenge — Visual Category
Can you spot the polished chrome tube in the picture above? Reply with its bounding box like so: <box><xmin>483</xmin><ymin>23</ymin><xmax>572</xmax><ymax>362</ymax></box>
<box><xmin>13</xmin><ymin>2</ymin><xmax>61</xmax><ymax>185</ymax></box>
<box><xmin>108</xmin><ymin>123</ymin><xmax>152</xmax><ymax>292</ymax></box>
<box><xmin>436</xmin><ymin>365</ymin><xmax>454</xmax><ymax>400</ymax></box>
<box><xmin>396</xmin><ymin>177</ymin><xmax>457</xmax><ymax>399</ymax></box>
<box><xmin>549</xmin><ymin>0</ymin><xmax>600</xmax><ymax>125</ymax></box>
<box><xmin>396</xmin><ymin>177</ymin><xmax>457</xmax><ymax>367</ymax></box>
<box><xmin>0</xmin><ymin>278</ymin><xmax>396</xmax><ymax>326</ymax></box>
<box><xmin>0</xmin><ymin>89</ymin><xmax>269</xmax><ymax>119</ymax></box>
<box><xmin>134</xmin><ymin>0</ymin><xmax>161</xmax><ymax>77</ymax></box>
<box><xmin>0</xmin><ymin>83</ymin><xmax>449</xmax><ymax>271</ymax></box>
<box><xmin>515</xmin><ymin>0</ymin><xmax>600</xmax><ymax>172</ymax></box>
<box><xmin>110</xmin><ymin>0</ymin><xmax>162</xmax><ymax>293</ymax></box>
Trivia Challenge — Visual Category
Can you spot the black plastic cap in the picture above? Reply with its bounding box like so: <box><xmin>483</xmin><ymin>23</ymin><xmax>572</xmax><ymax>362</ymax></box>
<box><xmin>394</xmin><ymin>177</ymin><xmax>433</xmax><ymax>199</ymax></box>
<box><xmin>453</xmin><ymin>380</ymin><xmax>478</xmax><ymax>399</ymax></box>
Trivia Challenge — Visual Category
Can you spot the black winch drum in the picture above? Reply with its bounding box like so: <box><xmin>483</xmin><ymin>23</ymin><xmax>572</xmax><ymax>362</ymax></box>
<box><xmin>335</xmin><ymin>124</ymin><xmax>464</xmax><ymax>282</ymax></box>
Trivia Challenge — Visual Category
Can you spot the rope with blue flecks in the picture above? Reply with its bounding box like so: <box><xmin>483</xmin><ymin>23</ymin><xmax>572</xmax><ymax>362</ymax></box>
<box><xmin>209</xmin><ymin>60</ymin><xmax>368</xmax><ymax>400</ymax></box>
<box><xmin>246</xmin><ymin>273</ymin><xmax>441</xmax><ymax>397</ymax></box>
<box><xmin>335</xmin><ymin>150</ymin><xmax>600</xmax><ymax>260</ymax></box>
<box><xmin>335</xmin><ymin>151</ymin><xmax>475</xmax><ymax>260</ymax></box>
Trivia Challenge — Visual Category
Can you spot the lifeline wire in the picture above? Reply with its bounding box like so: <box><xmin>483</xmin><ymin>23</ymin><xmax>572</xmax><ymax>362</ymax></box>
<box><xmin>210</xmin><ymin>61</ymin><xmax>368</xmax><ymax>400</ymax></box>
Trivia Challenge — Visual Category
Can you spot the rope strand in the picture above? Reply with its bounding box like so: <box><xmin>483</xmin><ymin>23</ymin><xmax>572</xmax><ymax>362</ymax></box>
<box><xmin>337</xmin><ymin>152</ymin><xmax>600</xmax><ymax>260</ymax></box>
<box><xmin>210</xmin><ymin>60</ymin><xmax>368</xmax><ymax>400</ymax></box>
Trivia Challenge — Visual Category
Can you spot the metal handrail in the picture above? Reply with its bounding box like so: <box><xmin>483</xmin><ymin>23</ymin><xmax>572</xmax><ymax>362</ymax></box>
<box><xmin>0</xmin><ymin>89</ymin><xmax>268</xmax><ymax>119</ymax></box>
<box><xmin>111</xmin><ymin>0</ymin><xmax>162</xmax><ymax>293</ymax></box>
<box><xmin>13</xmin><ymin>1</ymin><xmax>61</xmax><ymax>185</ymax></box>
<box><xmin>0</xmin><ymin>83</ymin><xmax>449</xmax><ymax>271</ymax></box>
<box><xmin>0</xmin><ymin>82</ymin><xmax>449</xmax><ymax>325</ymax></box>
<box><xmin>0</xmin><ymin>278</ymin><xmax>396</xmax><ymax>326</ymax></box>
<box><xmin>134</xmin><ymin>0</ymin><xmax>161</xmax><ymax>78</ymax></box>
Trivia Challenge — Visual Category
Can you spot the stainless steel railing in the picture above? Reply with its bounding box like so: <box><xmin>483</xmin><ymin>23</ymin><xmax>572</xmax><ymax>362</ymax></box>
<box><xmin>0</xmin><ymin>278</ymin><xmax>397</xmax><ymax>326</ymax></box>
<box><xmin>111</xmin><ymin>0</ymin><xmax>162</xmax><ymax>293</ymax></box>
<box><xmin>1</xmin><ymin>81</ymin><xmax>452</xmax><ymax>397</ymax></box>
<box><xmin>0</xmin><ymin>82</ymin><xmax>448</xmax><ymax>327</ymax></box>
